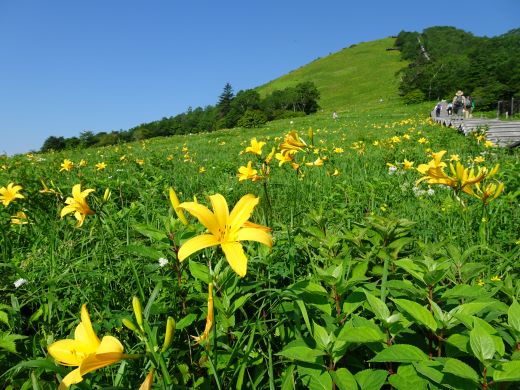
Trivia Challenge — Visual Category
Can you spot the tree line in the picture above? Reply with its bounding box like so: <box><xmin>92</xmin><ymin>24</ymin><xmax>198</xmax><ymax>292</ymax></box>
<box><xmin>40</xmin><ymin>82</ymin><xmax>320</xmax><ymax>152</ymax></box>
<box><xmin>395</xmin><ymin>26</ymin><xmax>520</xmax><ymax>109</ymax></box>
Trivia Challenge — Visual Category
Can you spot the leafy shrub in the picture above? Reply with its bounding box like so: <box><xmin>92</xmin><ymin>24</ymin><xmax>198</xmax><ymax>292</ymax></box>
<box><xmin>237</xmin><ymin>109</ymin><xmax>268</xmax><ymax>128</ymax></box>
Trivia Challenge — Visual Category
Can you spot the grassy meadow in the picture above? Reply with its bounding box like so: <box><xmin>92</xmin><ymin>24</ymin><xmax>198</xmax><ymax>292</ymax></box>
<box><xmin>1</xmin><ymin>39</ymin><xmax>520</xmax><ymax>389</ymax></box>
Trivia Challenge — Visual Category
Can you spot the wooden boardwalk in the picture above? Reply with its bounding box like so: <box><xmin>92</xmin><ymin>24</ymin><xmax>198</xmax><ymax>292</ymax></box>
<box><xmin>430</xmin><ymin>111</ymin><xmax>520</xmax><ymax>148</ymax></box>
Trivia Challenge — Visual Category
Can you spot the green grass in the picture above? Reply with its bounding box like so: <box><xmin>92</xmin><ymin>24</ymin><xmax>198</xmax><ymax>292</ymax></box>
<box><xmin>256</xmin><ymin>37</ymin><xmax>406</xmax><ymax>113</ymax></box>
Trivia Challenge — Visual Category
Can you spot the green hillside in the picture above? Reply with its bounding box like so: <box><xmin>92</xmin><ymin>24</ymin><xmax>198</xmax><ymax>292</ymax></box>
<box><xmin>256</xmin><ymin>37</ymin><xmax>407</xmax><ymax>113</ymax></box>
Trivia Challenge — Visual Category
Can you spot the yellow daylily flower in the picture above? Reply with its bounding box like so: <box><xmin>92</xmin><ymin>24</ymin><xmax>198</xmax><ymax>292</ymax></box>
<box><xmin>60</xmin><ymin>159</ymin><xmax>74</xmax><ymax>172</ymax></box>
<box><xmin>199</xmin><ymin>166</ymin><xmax>206</xmax><ymax>173</ymax></box>
<box><xmin>279</xmin><ymin>130</ymin><xmax>307</xmax><ymax>154</ymax></box>
<box><xmin>474</xmin><ymin>156</ymin><xmax>485</xmax><ymax>164</ymax></box>
<box><xmin>178</xmin><ymin>193</ymin><xmax>272</xmax><ymax>277</ymax></box>
<box><xmin>169</xmin><ymin>187</ymin><xmax>188</xmax><ymax>225</ymax></box>
<box><xmin>275</xmin><ymin>151</ymin><xmax>295</xmax><ymax>166</ymax></box>
<box><xmin>95</xmin><ymin>162</ymin><xmax>107</xmax><ymax>171</ymax></box>
<box><xmin>136</xmin><ymin>159</ymin><xmax>145</xmax><ymax>166</ymax></box>
<box><xmin>245</xmin><ymin>138</ymin><xmax>266</xmax><ymax>156</ymax></box>
<box><xmin>333</xmin><ymin>147</ymin><xmax>344</xmax><ymax>154</ymax></box>
<box><xmin>237</xmin><ymin>161</ymin><xmax>259</xmax><ymax>182</ymax></box>
<box><xmin>418</xmin><ymin>137</ymin><xmax>428</xmax><ymax>144</ymax></box>
<box><xmin>61</xmin><ymin>184</ymin><xmax>95</xmax><ymax>227</ymax></box>
<box><xmin>265</xmin><ymin>147</ymin><xmax>276</xmax><ymax>165</ymax></box>
<box><xmin>0</xmin><ymin>183</ymin><xmax>25</xmax><ymax>207</ymax></box>
<box><xmin>450</xmin><ymin>154</ymin><xmax>460</xmax><ymax>162</ymax></box>
<box><xmin>402</xmin><ymin>159</ymin><xmax>414</xmax><ymax>170</ymax></box>
<box><xmin>192</xmin><ymin>283</ymin><xmax>214</xmax><ymax>345</ymax></box>
<box><xmin>47</xmin><ymin>304</ymin><xmax>125</xmax><ymax>390</ymax></box>
<box><xmin>490</xmin><ymin>275</ymin><xmax>501</xmax><ymax>282</ymax></box>
<box><xmin>139</xmin><ymin>368</ymin><xmax>155</xmax><ymax>390</ymax></box>
<box><xmin>11</xmin><ymin>211</ymin><xmax>29</xmax><ymax>225</ymax></box>
<box><xmin>305</xmin><ymin>157</ymin><xmax>324</xmax><ymax>167</ymax></box>
<box><xmin>473</xmin><ymin>181</ymin><xmax>504</xmax><ymax>204</ymax></box>
<box><xmin>79</xmin><ymin>159</ymin><xmax>88</xmax><ymax>167</ymax></box>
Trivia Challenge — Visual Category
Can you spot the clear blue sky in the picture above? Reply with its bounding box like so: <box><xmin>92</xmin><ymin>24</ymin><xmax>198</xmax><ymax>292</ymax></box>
<box><xmin>1</xmin><ymin>0</ymin><xmax>518</xmax><ymax>155</ymax></box>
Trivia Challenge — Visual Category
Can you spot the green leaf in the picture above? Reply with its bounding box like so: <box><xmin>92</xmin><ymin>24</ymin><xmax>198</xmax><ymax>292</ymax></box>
<box><xmin>188</xmin><ymin>260</ymin><xmax>210</xmax><ymax>283</ymax></box>
<box><xmin>0</xmin><ymin>311</ymin><xmax>9</xmax><ymax>326</ymax></box>
<box><xmin>364</xmin><ymin>290</ymin><xmax>390</xmax><ymax>321</ymax></box>
<box><xmin>0</xmin><ymin>332</ymin><xmax>27</xmax><ymax>353</ymax></box>
<box><xmin>508</xmin><ymin>299</ymin><xmax>520</xmax><ymax>333</ymax></box>
<box><xmin>175</xmin><ymin>313</ymin><xmax>197</xmax><ymax>330</ymax></box>
<box><xmin>369</xmin><ymin>344</ymin><xmax>429</xmax><ymax>363</ymax></box>
<box><xmin>469</xmin><ymin>322</ymin><xmax>495</xmax><ymax>362</ymax></box>
<box><xmin>277</xmin><ymin>340</ymin><xmax>326</xmax><ymax>363</ymax></box>
<box><xmin>231</xmin><ymin>293</ymin><xmax>252</xmax><ymax>314</ymax></box>
<box><xmin>336</xmin><ymin>326</ymin><xmax>385</xmax><ymax>344</ymax></box>
<box><xmin>125</xmin><ymin>244</ymin><xmax>164</xmax><ymax>260</ymax></box>
<box><xmin>292</xmin><ymin>281</ymin><xmax>331</xmax><ymax>316</ymax></box>
<box><xmin>330</xmin><ymin>368</ymin><xmax>358</xmax><ymax>390</ymax></box>
<box><xmin>312</xmin><ymin>321</ymin><xmax>331</xmax><ymax>351</ymax></box>
<box><xmin>281</xmin><ymin>364</ymin><xmax>296</xmax><ymax>390</ymax></box>
<box><xmin>354</xmin><ymin>369</ymin><xmax>387</xmax><ymax>390</ymax></box>
<box><xmin>394</xmin><ymin>258</ymin><xmax>425</xmax><ymax>283</ymax></box>
<box><xmin>442</xmin><ymin>358</ymin><xmax>479</xmax><ymax>383</ymax></box>
<box><xmin>133</xmin><ymin>223</ymin><xmax>168</xmax><ymax>241</ymax></box>
<box><xmin>442</xmin><ymin>284</ymin><xmax>487</xmax><ymax>300</ymax></box>
<box><xmin>297</xmin><ymin>363</ymin><xmax>333</xmax><ymax>390</ymax></box>
<box><xmin>342</xmin><ymin>289</ymin><xmax>366</xmax><ymax>315</ymax></box>
<box><xmin>413</xmin><ymin>361</ymin><xmax>444</xmax><ymax>384</ymax></box>
<box><xmin>388</xmin><ymin>364</ymin><xmax>428</xmax><ymax>390</ymax></box>
<box><xmin>392</xmin><ymin>298</ymin><xmax>437</xmax><ymax>331</ymax></box>
<box><xmin>445</xmin><ymin>333</ymin><xmax>471</xmax><ymax>355</ymax></box>
<box><xmin>493</xmin><ymin>361</ymin><xmax>520</xmax><ymax>382</ymax></box>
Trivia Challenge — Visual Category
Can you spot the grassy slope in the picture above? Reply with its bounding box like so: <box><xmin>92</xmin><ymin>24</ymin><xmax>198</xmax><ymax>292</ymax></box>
<box><xmin>255</xmin><ymin>37</ymin><xmax>408</xmax><ymax>114</ymax></box>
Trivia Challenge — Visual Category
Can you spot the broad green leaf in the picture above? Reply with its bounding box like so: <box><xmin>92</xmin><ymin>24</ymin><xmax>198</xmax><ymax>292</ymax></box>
<box><xmin>175</xmin><ymin>313</ymin><xmax>197</xmax><ymax>330</ymax></box>
<box><xmin>342</xmin><ymin>289</ymin><xmax>366</xmax><ymax>315</ymax></box>
<box><xmin>336</xmin><ymin>326</ymin><xmax>385</xmax><ymax>345</ymax></box>
<box><xmin>394</xmin><ymin>258</ymin><xmax>425</xmax><ymax>283</ymax></box>
<box><xmin>297</xmin><ymin>363</ymin><xmax>333</xmax><ymax>390</ymax></box>
<box><xmin>442</xmin><ymin>284</ymin><xmax>487</xmax><ymax>300</ymax></box>
<box><xmin>392</xmin><ymin>298</ymin><xmax>437</xmax><ymax>331</ymax></box>
<box><xmin>450</xmin><ymin>301</ymin><xmax>493</xmax><ymax>318</ymax></box>
<box><xmin>445</xmin><ymin>334</ymin><xmax>470</xmax><ymax>355</ymax></box>
<box><xmin>388</xmin><ymin>364</ymin><xmax>428</xmax><ymax>390</ymax></box>
<box><xmin>354</xmin><ymin>369</ymin><xmax>387</xmax><ymax>390</ymax></box>
<box><xmin>133</xmin><ymin>223</ymin><xmax>168</xmax><ymax>241</ymax></box>
<box><xmin>312</xmin><ymin>321</ymin><xmax>331</xmax><ymax>351</ymax></box>
<box><xmin>330</xmin><ymin>368</ymin><xmax>358</xmax><ymax>390</ymax></box>
<box><xmin>469</xmin><ymin>322</ymin><xmax>495</xmax><ymax>362</ymax></box>
<box><xmin>291</xmin><ymin>281</ymin><xmax>331</xmax><ymax>316</ymax></box>
<box><xmin>0</xmin><ymin>311</ymin><xmax>9</xmax><ymax>326</ymax></box>
<box><xmin>125</xmin><ymin>244</ymin><xmax>164</xmax><ymax>260</ymax></box>
<box><xmin>369</xmin><ymin>344</ymin><xmax>429</xmax><ymax>363</ymax></box>
<box><xmin>508</xmin><ymin>299</ymin><xmax>520</xmax><ymax>333</ymax></box>
<box><xmin>295</xmin><ymin>299</ymin><xmax>312</xmax><ymax>333</ymax></box>
<box><xmin>364</xmin><ymin>291</ymin><xmax>390</xmax><ymax>321</ymax></box>
<box><xmin>188</xmin><ymin>260</ymin><xmax>210</xmax><ymax>283</ymax></box>
<box><xmin>281</xmin><ymin>364</ymin><xmax>296</xmax><ymax>390</ymax></box>
<box><xmin>442</xmin><ymin>358</ymin><xmax>479</xmax><ymax>383</ymax></box>
<box><xmin>277</xmin><ymin>340</ymin><xmax>326</xmax><ymax>363</ymax></box>
<box><xmin>413</xmin><ymin>361</ymin><xmax>444</xmax><ymax>384</ymax></box>
<box><xmin>493</xmin><ymin>361</ymin><xmax>520</xmax><ymax>382</ymax></box>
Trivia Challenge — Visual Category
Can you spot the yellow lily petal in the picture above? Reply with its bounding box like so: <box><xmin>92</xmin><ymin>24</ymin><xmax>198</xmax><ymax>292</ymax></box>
<box><xmin>79</xmin><ymin>352</ymin><xmax>124</xmax><ymax>377</ymax></box>
<box><xmin>169</xmin><ymin>188</ymin><xmax>189</xmax><ymax>225</ymax></box>
<box><xmin>229</xmin><ymin>194</ymin><xmax>259</xmax><ymax>233</ymax></box>
<box><xmin>96</xmin><ymin>335</ymin><xmax>124</xmax><ymax>354</ymax></box>
<box><xmin>58</xmin><ymin>367</ymin><xmax>83</xmax><ymax>390</ymax></box>
<box><xmin>179</xmin><ymin>202</ymin><xmax>220</xmax><ymax>237</ymax></box>
<box><xmin>235</xmin><ymin>228</ymin><xmax>273</xmax><ymax>248</ymax></box>
<box><xmin>48</xmin><ymin>339</ymin><xmax>90</xmax><ymax>366</ymax></box>
<box><xmin>139</xmin><ymin>369</ymin><xmax>155</xmax><ymax>390</ymax></box>
<box><xmin>76</xmin><ymin>304</ymin><xmax>100</xmax><ymax>348</ymax></box>
<box><xmin>60</xmin><ymin>204</ymin><xmax>76</xmax><ymax>218</ymax></box>
<box><xmin>209</xmin><ymin>194</ymin><xmax>229</xmax><ymax>234</ymax></box>
<box><xmin>221</xmin><ymin>241</ymin><xmax>248</xmax><ymax>277</ymax></box>
<box><xmin>178</xmin><ymin>234</ymin><xmax>220</xmax><ymax>261</ymax></box>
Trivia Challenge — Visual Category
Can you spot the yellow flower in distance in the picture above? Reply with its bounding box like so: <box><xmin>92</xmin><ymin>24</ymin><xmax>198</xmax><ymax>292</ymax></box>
<box><xmin>193</xmin><ymin>283</ymin><xmax>214</xmax><ymax>345</ymax></box>
<box><xmin>402</xmin><ymin>159</ymin><xmax>414</xmax><ymax>170</ymax></box>
<box><xmin>490</xmin><ymin>275</ymin><xmax>502</xmax><ymax>282</ymax></box>
<box><xmin>238</xmin><ymin>161</ymin><xmax>259</xmax><ymax>181</ymax></box>
<box><xmin>474</xmin><ymin>156</ymin><xmax>485</xmax><ymax>164</ymax></box>
<box><xmin>279</xmin><ymin>130</ymin><xmax>307</xmax><ymax>154</ymax></box>
<box><xmin>245</xmin><ymin>138</ymin><xmax>266</xmax><ymax>156</ymax></box>
<box><xmin>0</xmin><ymin>183</ymin><xmax>25</xmax><ymax>207</ymax></box>
<box><xmin>169</xmin><ymin>187</ymin><xmax>188</xmax><ymax>225</ymax></box>
<box><xmin>47</xmin><ymin>304</ymin><xmax>125</xmax><ymax>390</ymax></box>
<box><xmin>305</xmin><ymin>157</ymin><xmax>324</xmax><ymax>167</ymax></box>
<box><xmin>61</xmin><ymin>184</ymin><xmax>95</xmax><ymax>227</ymax></box>
<box><xmin>11</xmin><ymin>211</ymin><xmax>29</xmax><ymax>225</ymax></box>
<box><xmin>178</xmin><ymin>193</ymin><xmax>272</xmax><ymax>277</ymax></box>
<box><xmin>60</xmin><ymin>159</ymin><xmax>74</xmax><ymax>172</ymax></box>
<box><xmin>275</xmin><ymin>151</ymin><xmax>295</xmax><ymax>166</ymax></box>
<box><xmin>95</xmin><ymin>162</ymin><xmax>107</xmax><ymax>171</ymax></box>
<box><xmin>79</xmin><ymin>159</ymin><xmax>87</xmax><ymax>167</ymax></box>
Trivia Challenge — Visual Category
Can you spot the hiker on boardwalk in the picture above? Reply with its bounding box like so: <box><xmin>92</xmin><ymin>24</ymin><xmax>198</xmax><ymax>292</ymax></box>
<box><xmin>464</xmin><ymin>96</ymin><xmax>473</xmax><ymax>119</ymax></box>
<box><xmin>447</xmin><ymin>102</ymin><xmax>453</xmax><ymax>116</ymax></box>
<box><xmin>452</xmin><ymin>91</ymin><xmax>466</xmax><ymax>118</ymax></box>
<box><xmin>435</xmin><ymin>102</ymin><xmax>441</xmax><ymax>117</ymax></box>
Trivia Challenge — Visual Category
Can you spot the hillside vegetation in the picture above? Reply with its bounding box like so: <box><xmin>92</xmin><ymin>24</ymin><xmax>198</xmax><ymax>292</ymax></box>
<box><xmin>256</xmin><ymin>37</ymin><xmax>406</xmax><ymax>113</ymax></box>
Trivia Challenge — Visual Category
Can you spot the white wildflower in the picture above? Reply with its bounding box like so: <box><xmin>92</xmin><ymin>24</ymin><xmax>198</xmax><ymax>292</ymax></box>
<box><xmin>158</xmin><ymin>257</ymin><xmax>169</xmax><ymax>267</ymax></box>
<box><xmin>14</xmin><ymin>278</ymin><xmax>28</xmax><ymax>288</ymax></box>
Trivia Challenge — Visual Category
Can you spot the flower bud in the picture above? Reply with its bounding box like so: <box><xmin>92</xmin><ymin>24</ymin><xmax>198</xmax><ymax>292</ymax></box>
<box><xmin>122</xmin><ymin>318</ymin><xmax>139</xmax><ymax>333</ymax></box>
<box><xmin>103</xmin><ymin>188</ymin><xmax>111</xmax><ymax>203</ymax></box>
<box><xmin>132</xmin><ymin>296</ymin><xmax>144</xmax><ymax>331</ymax></box>
<box><xmin>161</xmin><ymin>316</ymin><xmax>176</xmax><ymax>352</ymax></box>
